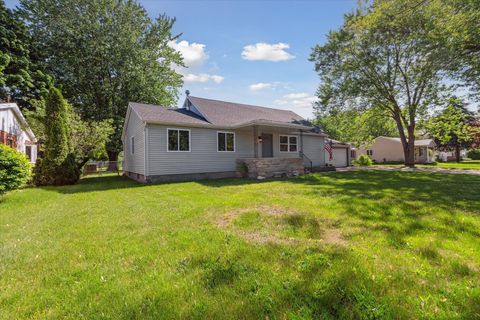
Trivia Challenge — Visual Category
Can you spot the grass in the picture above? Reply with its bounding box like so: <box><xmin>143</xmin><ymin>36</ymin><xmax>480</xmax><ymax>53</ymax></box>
<box><xmin>375</xmin><ymin>160</ymin><xmax>480</xmax><ymax>170</ymax></box>
<box><xmin>1</xmin><ymin>171</ymin><xmax>480</xmax><ymax>319</ymax></box>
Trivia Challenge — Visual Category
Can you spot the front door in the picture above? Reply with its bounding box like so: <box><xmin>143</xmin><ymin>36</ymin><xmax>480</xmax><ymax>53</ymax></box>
<box><xmin>261</xmin><ymin>133</ymin><xmax>273</xmax><ymax>158</ymax></box>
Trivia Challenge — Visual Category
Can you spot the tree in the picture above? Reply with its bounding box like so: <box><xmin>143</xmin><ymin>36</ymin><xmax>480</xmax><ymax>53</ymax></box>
<box><xmin>426</xmin><ymin>98</ymin><xmax>475</xmax><ymax>162</ymax></box>
<box><xmin>310</xmin><ymin>0</ymin><xmax>450</xmax><ymax>166</ymax></box>
<box><xmin>18</xmin><ymin>0</ymin><xmax>183</xmax><ymax>163</ymax></box>
<box><xmin>0</xmin><ymin>0</ymin><xmax>51</xmax><ymax>109</ymax></box>
<box><xmin>433</xmin><ymin>0</ymin><xmax>480</xmax><ymax>100</ymax></box>
<box><xmin>314</xmin><ymin>107</ymin><xmax>398</xmax><ymax>147</ymax></box>
<box><xmin>24</xmin><ymin>98</ymin><xmax>114</xmax><ymax>171</ymax></box>
<box><xmin>33</xmin><ymin>87</ymin><xmax>79</xmax><ymax>186</ymax></box>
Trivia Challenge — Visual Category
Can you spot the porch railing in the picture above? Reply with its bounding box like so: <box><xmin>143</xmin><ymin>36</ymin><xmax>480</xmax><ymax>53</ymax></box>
<box><xmin>299</xmin><ymin>151</ymin><xmax>313</xmax><ymax>172</ymax></box>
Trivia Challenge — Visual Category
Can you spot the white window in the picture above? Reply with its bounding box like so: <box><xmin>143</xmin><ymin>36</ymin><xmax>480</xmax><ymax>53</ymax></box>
<box><xmin>168</xmin><ymin>129</ymin><xmax>190</xmax><ymax>152</ymax></box>
<box><xmin>217</xmin><ymin>131</ymin><xmax>235</xmax><ymax>152</ymax></box>
<box><xmin>367</xmin><ymin>149</ymin><xmax>373</xmax><ymax>156</ymax></box>
<box><xmin>279</xmin><ymin>135</ymin><xmax>298</xmax><ymax>152</ymax></box>
<box><xmin>131</xmin><ymin>137</ymin><xmax>135</xmax><ymax>154</ymax></box>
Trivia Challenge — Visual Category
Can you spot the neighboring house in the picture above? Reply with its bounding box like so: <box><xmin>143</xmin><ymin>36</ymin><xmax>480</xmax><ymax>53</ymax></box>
<box><xmin>0</xmin><ymin>103</ymin><xmax>37</xmax><ymax>163</ymax></box>
<box><xmin>438</xmin><ymin>150</ymin><xmax>467</xmax><ymax>162</ymax></box>
<box><xmin>358</xmin><ymin>136</ymin><xmax>435</xmax><ymax>163</ymax></box>
<box><xmin>122</xmin><ymin>95</ymin><xmax>347</xmax><ymax>183</ymax></box>
<box><xmin>325</xmin><ymin>140</ymin><xmax>352</xmax><ymax>167</ymax></box>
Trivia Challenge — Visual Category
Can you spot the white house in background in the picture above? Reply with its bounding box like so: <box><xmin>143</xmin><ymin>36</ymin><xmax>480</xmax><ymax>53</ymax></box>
<box><xmin>357</xmin><ymin>136</ymin><xmax>435</xmax><ymax>163</ymax></box>
<box><xmin>122</xmin><ymin>95</ymin><xmax>351</xmax><ymax>183</ymax></box>
<box><xmin>0</xmin><ymin>103</ymin><xmax>37</xmax><ymax>163</ymax></box>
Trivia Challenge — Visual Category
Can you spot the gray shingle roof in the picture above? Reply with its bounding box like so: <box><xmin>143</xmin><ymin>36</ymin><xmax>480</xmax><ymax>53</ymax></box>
<box><xmin>129</xmin><ymin>102</ymin><xmax>210</xmax><ymax>125</ymax></box>
<box><xmin>129</xmin><ymin>96</ymin><xmax>315</xmax><ymax>130</ymax></box>
<box><xmin>188</xmin><ymin>96</ymin><xmax>307</xmax><ymax>126</ymax></box>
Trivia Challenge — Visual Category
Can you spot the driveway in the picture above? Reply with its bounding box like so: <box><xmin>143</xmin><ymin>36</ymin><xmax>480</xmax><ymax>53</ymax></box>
<box><xmin>336</xmin><ymin>166</ymin><xmax>480</xmax><ymax>175</ymax></box>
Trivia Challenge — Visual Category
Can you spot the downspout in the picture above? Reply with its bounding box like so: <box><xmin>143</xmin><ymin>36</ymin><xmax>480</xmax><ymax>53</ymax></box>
<box><xmin>253</xmin><ymin>125</ymin><xmax>258</xmax><ymax>158</ymax></box>
<box><xmin>144</xmin><ymin>123</ymin><xmax>149</xmax><ymax>182</ymax></box>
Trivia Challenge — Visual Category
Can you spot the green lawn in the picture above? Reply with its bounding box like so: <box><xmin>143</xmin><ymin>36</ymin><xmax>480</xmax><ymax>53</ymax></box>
<box><xmin>1</xmin><ymin>172</ymin><xmax>480</xmax><ymax>319</ymax></box>
<box><xmin>375</xmin><ymin>160</ymin><xmax>480</xmax><ymax>170</ymax></box>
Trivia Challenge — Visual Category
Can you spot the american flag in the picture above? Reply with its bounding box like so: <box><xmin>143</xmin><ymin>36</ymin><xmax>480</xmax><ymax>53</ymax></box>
<box><xmin>324</xmin><ymin>140</ymin><xmax>333</xmax><ymax>160</ymax></box>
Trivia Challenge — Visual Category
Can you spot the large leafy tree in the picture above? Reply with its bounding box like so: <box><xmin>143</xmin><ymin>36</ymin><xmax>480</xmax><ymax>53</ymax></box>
<box><xmin>426</xmin><ymin>98</ymin><xmax>476</xmax><ymax>162</ymax></box>
<box><xmin>310</xmin><ymin>0</ymin><xmax>450</xmax><ymax>166</ymax></box>
<box><xmin>314</xmin><ymin>108</ymin><xmax>398</xmax><ymax>147</ymax></box>
<box><xmin>434</xmin><ymin>0</ymin><xmax>480</xmax><ymax>99</ymax></box>
<box><xmin>0</xmin><ymin>0</ymin><xmax>51</xmax><ymax>109</ymax></box>
<box><xmin>18</xmin><ymin>0</ymin><xmax>183</xmax><ymax>161</ymax></box>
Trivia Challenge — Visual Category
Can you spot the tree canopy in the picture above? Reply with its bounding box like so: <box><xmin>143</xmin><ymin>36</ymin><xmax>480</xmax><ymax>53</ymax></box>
<box><xmin>310</xmin><ymin>0</ymin><xmax>458</xmax><ymax>166</ymax></box>
<box><xmin>0</xmin><ymin>0</ymin><xmax>51</xmax><ymax>109</ymax></box>
<box><xmin>426</xmin><ymin>98</ymin><xmax>477</xmax><ymax>161</ymax></box>
<box><xmin>18</xmin><ymin>0</ymin><xmax>184</xmax><ymax>160</ymax></box>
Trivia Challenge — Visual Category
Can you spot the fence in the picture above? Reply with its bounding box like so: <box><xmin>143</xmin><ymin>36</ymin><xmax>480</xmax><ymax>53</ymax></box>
<box><xmin>82</xmin><ymin>161</ymin><xmax>123</xmax><ymax>176</ymax></box>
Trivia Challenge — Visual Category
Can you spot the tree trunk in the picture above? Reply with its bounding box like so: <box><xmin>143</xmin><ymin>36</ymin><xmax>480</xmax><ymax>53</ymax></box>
<box><xmin>403</xmin><ymin>127</ymin><xmax>416</xmax><ymax>167</ymax></box>
<box><xmin>107</xmin><ymin>150</ymin><xmax>119</xmax><ymax>171</ymax></box>
<box><xmin>455</xmin><ymin>144</ymin><xmax>461</xmax><ymax>163</ymax></box>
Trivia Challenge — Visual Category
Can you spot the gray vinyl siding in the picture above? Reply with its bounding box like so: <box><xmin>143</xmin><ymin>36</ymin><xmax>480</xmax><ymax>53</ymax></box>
<box><xmin>302</xmin><ymin>135</ymin><xmax>326</xmax><ymax>167</ymax></box>
<box><xmin>123</xmin><ymin>110</ymin><xmax>145</xmax><ymax>175</ymax></box>
<box><xmin>147</xmin><ymin>125</ymin><xmax>254</xmax><ymax>175</ymax></box>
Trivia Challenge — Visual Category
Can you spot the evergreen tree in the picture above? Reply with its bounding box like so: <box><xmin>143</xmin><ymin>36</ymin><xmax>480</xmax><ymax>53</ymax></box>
<box><xmin>427</xmin><ymin>98</ymin><xmax>477</xmax><ymax>162</ymax></box>
<box><xmin>34</xmin><ymin>88</ymin><xmax>79</xmax><ymax>185</ymax></box>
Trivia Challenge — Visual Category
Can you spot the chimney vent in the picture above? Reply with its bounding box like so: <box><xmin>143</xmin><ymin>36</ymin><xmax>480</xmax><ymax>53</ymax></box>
<box><xmin>185</xmin><ymin>90</ymin><xmax>190</xmax><ymax>96</ymax></box>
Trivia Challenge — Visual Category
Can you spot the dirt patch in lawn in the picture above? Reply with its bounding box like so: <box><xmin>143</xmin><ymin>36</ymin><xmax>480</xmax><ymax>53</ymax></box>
<box><xmin>215</xmin><ymin>205</ymin><xmax>347</xmax><ymax>246</ymax></box>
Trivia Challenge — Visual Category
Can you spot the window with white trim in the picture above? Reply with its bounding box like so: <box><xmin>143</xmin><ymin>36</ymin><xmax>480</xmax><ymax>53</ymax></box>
<box><xmin>131</xmin><ymin>137</ymin><xmax>135</xmax><ymax>154</ymax></box>
<box><xmin>367</xmin><ymin>149</ymin><xmax>373</xmax><ymax>156</ymax></box>
<box><xmin>279</xmin><ymin>135</ymin><xmax>298</xmax><ymax>152</ymax></box>
<box><xmin>217</xmin><ymin>131</ymin><xmax>235</xmax><ymax>152</ymax></box>
<box><xmin>168</xmin><ymin>129</ymin><xmax>190</xmax><ymax>151</ymax></box>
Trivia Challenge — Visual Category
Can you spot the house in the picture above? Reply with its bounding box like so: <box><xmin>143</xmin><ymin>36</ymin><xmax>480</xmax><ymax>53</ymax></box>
<box><xmin>358</xmin><ymin>136</ymin><xmax>435</xmax><ymax>163</ymax></box>
<box><xmin>0</xmin><ymin>103</ymin><xmax>37</xmax><ymax>163</ymax></box>
<box><xmin>122</xmin><ymin>95</ymin><xmax>348</xmax><ymax>183</ymax></box>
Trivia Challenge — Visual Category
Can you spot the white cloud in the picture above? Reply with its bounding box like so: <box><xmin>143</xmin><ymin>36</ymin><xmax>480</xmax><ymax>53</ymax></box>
<box><xmin>184</xmin><ymin>73</ymin><xmax>224</xmax><ymax>84</ymax></box>
<box><xmin>274</xmin><ymin>92</ymin><xmax>316</xmax><ymax>110</ymax></box>
<box><xmin>249</xmin><ymin>82</ymin><xmax>272</xmax><ymax>92</ymax></box>
<box><xmin>242</xmin><ymin>42</ymin><xmax>295</xmax><ymax>62</ymax></box>
<box><xmin>168</xmin><ymin>40</ymin><xmax>224</xmax><ymax>85</ymax></box>
<box><xmin>168</xmin><ymin>40</ymin><xmax>208</xmax><ymax>68</ymax></box>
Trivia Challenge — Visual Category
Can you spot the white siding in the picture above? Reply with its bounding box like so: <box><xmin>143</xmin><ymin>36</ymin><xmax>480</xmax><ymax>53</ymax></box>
<box><xmin>302</xmin><ymin>135</ymin><xmax>326</xmax><ymax>167</ymax></box>
<box><xmin>147</xmin><ymin>125</ymin><xmax>254</xmax><ymax>175</ymax></box>
<box><xmin>0</xmin><ymin>107</ymin><xmax>36</xmax><ymax>163</ymax></box>
<box><xmin>123</xmin><ymin>110</ymin><xmax>145</xmax><ymax>175</ymax></box>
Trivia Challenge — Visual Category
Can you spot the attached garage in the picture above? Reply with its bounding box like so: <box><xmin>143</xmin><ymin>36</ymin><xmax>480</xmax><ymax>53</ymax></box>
<box><xmin>325</xmin><ymin>141</ymin><xmax>351</xmax><ymax>167</ymax></box>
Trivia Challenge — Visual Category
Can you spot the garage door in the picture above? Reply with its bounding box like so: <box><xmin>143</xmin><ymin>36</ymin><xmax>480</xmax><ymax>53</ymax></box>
<box><xmin>326</xmin><ymin>148</ymin><xmax>348</xmax><ymax>167</ymax></box>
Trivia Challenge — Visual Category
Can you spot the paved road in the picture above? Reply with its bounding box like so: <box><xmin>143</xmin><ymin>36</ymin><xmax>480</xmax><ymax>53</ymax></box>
<box><xmin>336</xmin><ymin>166</ymin><xmax>480</xmax><ymax>175</ymax></box>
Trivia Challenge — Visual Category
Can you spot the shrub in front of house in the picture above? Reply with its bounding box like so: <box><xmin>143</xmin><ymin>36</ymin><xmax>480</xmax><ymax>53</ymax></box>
<box><xmin>353</xmin><ymin>154</ymin><xmax>373</xmax><ymax>166</ymax></box>
<box><xmin>467</xmin><ymin>149</ymin><xmax>480</xmax><ymax>160</ymax></box>
<box><xmin>0</xmin><ymin>144</ymin><xmax>32</xmax><ymax>196</ymax></box>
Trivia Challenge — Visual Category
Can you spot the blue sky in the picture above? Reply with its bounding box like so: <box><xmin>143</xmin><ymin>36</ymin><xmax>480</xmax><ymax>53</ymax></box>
<box><xmin>6</xmin><ymin>0</ymin><xmax>358</xmax><ymax>118</ymax></box>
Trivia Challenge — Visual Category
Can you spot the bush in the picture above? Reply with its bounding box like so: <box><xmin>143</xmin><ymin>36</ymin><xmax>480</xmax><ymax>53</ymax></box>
<box><xmin>467</xmin><ymin>149</ymin><xmax>480</xmax><ymax>160</ymax></box>
<box><xmin>0</xmin><ymin>144</ymin><xmax>32</xmax><ymax>196</ymax></box>
<box><xmin>353</xmin><ymin>154</ymin><xmax>373</xmax><ymax>166</ymax></box>
<box><xmin>34</xmin><ymin>153</ymin><xmax>80</xmax><ymax>186</ymax></box>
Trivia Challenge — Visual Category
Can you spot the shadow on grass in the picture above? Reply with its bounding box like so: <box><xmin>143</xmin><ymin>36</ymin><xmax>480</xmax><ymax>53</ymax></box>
<box><xmin>39</xmin><ymin>174</ymin><xmax>144</xmax><ymax>194</ymax></box>
<box><xmin>290</xmin><ymin>171</ymin><xmax>480</xmax><ymax>246</ymax></box>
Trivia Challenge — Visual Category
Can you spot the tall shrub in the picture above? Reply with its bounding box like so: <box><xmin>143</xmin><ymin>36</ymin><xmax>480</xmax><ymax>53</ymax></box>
<box><xmin>0</xmin><ymin>144</ymin><xmax>31</xmax><ymax>196</ymax></box>
<box><xmin>34</xmin><ymin>87</ymin><xmax>79</xmax><ymax>186</ymax></box>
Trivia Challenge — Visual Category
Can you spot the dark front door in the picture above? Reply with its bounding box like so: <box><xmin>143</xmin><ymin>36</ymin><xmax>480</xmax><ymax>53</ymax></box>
<box><xmin>261</xmin><ymin>133</ymin><xmax>273</xmax><ymax>158</ymax></box>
